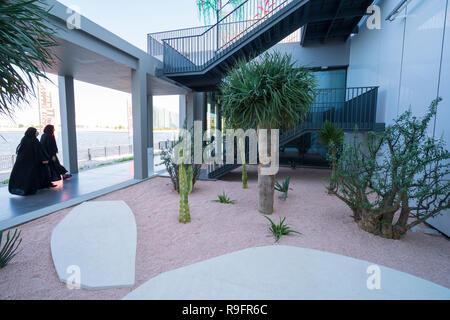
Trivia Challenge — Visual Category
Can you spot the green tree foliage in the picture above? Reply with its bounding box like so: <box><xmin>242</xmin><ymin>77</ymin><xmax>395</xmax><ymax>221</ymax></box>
<box><xmin>220</xmin><ymin>52</ymin><xmax>316</xmax><ymax>214</ymax></box>
<box><xmin>318</xmin><ymin>120</ymin><xmax>345</xmax><ymax>192</ymax></box>
<box><xmin>332</xmin><ymin>99</ymin><xmax>450</xmax><ymax>239</ymax></box>
<box><xmin>0</xmin><ymin>0</ymin><xmax>59</xmax><ymax>115</ymax></box>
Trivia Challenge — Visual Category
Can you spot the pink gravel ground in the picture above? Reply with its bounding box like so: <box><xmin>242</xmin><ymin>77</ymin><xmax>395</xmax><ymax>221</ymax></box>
<box><xmin>0</xmin><ymin>166</ymin><xmax>449</xmax><ymax>300</ymax></box>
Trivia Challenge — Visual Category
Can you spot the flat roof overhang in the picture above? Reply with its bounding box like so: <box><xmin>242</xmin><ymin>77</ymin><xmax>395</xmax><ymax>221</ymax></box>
<box><xmin>39</xmin><ymin>0</ymin><xmax>189</xmax><ymax>96</ymax></box>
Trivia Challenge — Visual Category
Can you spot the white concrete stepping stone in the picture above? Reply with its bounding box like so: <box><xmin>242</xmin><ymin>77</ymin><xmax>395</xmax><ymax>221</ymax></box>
<box><xmin>124</xmin><ymin>245</ymin><xmax>450</xmax><ymax>300</ymax></box>
<box><xmin>51</xmin><ymin>201</ymin><xmax>137</xmax><ymax>290</ymax></box>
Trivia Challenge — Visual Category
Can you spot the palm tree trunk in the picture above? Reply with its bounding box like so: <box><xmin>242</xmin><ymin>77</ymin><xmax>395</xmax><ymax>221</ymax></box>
<box><xmin>258</xmin><ymin>127</ymin><xmax>274</xmax><ymax>214</ymax></box>
<box><xmin>239</xmin><ymin>137</ymin><xmax>248</xmax><ymax>189</ymax></box>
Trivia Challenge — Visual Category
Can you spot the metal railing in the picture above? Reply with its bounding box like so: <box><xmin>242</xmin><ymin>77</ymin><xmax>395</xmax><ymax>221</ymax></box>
<box><xmin>0</xmin><ymin>145</ymin><xmax>134</xmax><ymax>173</ymax></box>
<box><xmin>148</xmin><ymin>25</ymin><xmax>210</xmax><ymax>59</ymax></box>
<box><xmin>207</xmin><ymin>86</ymin><xmax>379</xmax><ymax>178</ymax></box>
<box><xmin>0</xmin><ymin>154</ymin><xmax>16</xmax><ymax>172</ymax></box>
<box><xmin>163</xmin><ymin>0</ymin><xmax>301</xmax><ymax>73</ymax></box>
<box><xmin>78</xmin><ymin>145</ymin><xmax>133</xmax><ymax>162</ymax></box>
<box><xmin>280</xmin><ymin>86</ymin><xmax>379</xmax><ymax>143</ymax></box>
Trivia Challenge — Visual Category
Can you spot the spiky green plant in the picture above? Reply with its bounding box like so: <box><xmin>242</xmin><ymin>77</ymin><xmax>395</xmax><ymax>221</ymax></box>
<box><xmin>289</xmin><ymin>160</ymin><xmax>297</xmax><ymax>170</ymax></box>
<box><xmin>318</xmin><ymin>120</ymin><xmax>344</xmax><ymax>192</ymax></box>
<box><xmin>214</xmin><ymin>191</ymin><xmax>236</xmax><ymax>204</ymax></box>
<box><xmin>264</xmin><ymin>216</ymin><xmax>300</xmax><ymax>243</ymax></box>
<box><xmin>274</xmin><ymin>176</ymin><xmax>291</xmax><ymax>200</ymax></box>
<box><xmin>179</xmin><ymin>163</ymin><xmax>191</xmax><ymax>224</ymax></box>
<box><xmin>220</xmin><ymin>52</ymin><xmax>316</xmax><ymax>214</ymax></box>
<box><xmin>0</xmin><ymin>229</ymin><xmax>22</xmax><ymax>268</ymax></box>
<box><xmin>0</xmin><ymin>0</ymin><xmax>59</xmax><ymax>116</ymax></box>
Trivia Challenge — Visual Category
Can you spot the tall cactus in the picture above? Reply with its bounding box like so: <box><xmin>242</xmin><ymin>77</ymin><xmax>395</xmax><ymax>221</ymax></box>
<box><xmin>179</xmin><ymin>163</ymin><xmax>192</xmax><ymax>224</ymax></box>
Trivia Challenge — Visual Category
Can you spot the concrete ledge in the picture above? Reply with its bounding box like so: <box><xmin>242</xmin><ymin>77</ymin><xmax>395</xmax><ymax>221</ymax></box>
<box><xmin>51</xmin><ymin>201</ymin><xmax>137</xmax><ymax>290</ymax></box>
<box><xmin>0</xmin><ymin>178</ymin><xmax>146</xmax><ymax>231</ymax></box>
<box><xmin>124</xmin><ymin>245</ymin><xmax>450</xmax><ymax>300</ymax></box>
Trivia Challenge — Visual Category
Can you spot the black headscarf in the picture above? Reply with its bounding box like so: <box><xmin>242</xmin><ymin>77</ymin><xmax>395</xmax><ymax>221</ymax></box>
<box><xmin>16</xmin><ymin>127</ymin><xmax>38</xmax><ymax>154</ymax></box>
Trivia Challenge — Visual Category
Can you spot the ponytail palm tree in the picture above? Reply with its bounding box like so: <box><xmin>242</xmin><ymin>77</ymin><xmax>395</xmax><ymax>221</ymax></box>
<box><xmin>0</xmin><ymin>0</ymin><xmax>59</xmax><ymax>116</ymax></box>
<box><xmin>220</xmin><ymin>52</ymin><xmax>316</xmax><ymax>214</ymax></box>
<box><xmin>318</xmin><ymin>120</ymin><xmax>344</xmax><ymax>192</ymax></box>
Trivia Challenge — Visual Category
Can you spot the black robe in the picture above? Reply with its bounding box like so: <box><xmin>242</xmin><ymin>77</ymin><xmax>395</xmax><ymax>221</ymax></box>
<box><xmin>8</xmin><ymin>136</ymin><xmax>52</xmax><ymax>196</ymax></box>
<box><xmin>40</xmin><ymin>133</ymin><xmax>66</xmax><ymax>180</ymax></box>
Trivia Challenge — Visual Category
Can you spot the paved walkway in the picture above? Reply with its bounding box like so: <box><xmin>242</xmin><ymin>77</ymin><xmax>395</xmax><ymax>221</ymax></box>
<box><xmin>0</xmin><ymin>161</ymin><xmax>166</xmax><ymax>230</ymax></box>
<box><xmin>124</xmin><ymin>245</ymin><xmax>450</xmax><ymax>300</ymax></box>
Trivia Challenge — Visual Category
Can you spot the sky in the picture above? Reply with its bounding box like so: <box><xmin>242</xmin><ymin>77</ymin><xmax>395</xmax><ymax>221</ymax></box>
<box><xmin>0</xmin><ymin>0</ymin><xmax>203</xmax><ymax>129</ymax></box>
<box><xmin>59</xmin><ymin>0</ymin><xmax>203</xmax><ymax>51</ymax></box>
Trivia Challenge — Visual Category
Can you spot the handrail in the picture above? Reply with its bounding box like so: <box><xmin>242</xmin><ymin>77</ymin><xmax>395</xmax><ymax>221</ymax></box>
<box><xmin>162</xmin><ymin>0</ymin><xmax>304</xmax><ymax>74</ymax></box>
<box><xmin>206</xmin><ymin>86</ymin><xmax>380</xmax><ymax>178</ymax></box>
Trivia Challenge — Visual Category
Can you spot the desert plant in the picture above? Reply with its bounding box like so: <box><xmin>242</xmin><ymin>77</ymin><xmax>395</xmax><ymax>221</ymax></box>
<box><xmin>221</xmin><ymin>52</ymin><xmax>316</xmax><ymax>214</ymax></box>
<box><xmin>0</xmin><ymin>229</ymin><xmax>22</xmax><ymax>268</ymax></box>
<box><xmin>159</xmin><ymin>122</ymin><xmax>202</xmax><ymax>193</ymax></box>
<box><xmin>289</xmin><ymin>160</ymin><xmax>297</xmax><ymax>170</ymax></box>
<box><xmin>264</xmin><ymin>216</ymin><xmax>300</xmax><ymax>243</ymax></box>
<box><xmin>178</xmin><ymin>162</ymin><xmax>192</xmax><ymax>224</ymax></box>
<box><xmin>275</xmin><ymin>176</ymin><xmax>291</xmax><ymax>200</ymax></box>
<box><xmin>332</xmin><ymin>99</ymin><xmax>450</xmax><ymax>239</ymax></box>
<box><xmin>318</xmin><ymin>120</ymin><xmax>344</xmax><ymax>192</ymax></box>
<box><xmin>214</xmin><ymin>191</ymin><xmax>236</xmax><ymax>204</ymax></box>
<box><xmin>0</xmin><ymin>0</ymin><xmax>59</xmax><ymax>115</ymax></box>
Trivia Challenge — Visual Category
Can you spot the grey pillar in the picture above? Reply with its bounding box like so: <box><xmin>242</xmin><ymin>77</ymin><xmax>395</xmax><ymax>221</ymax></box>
<box><xmin>58</xmin><ymin>75</ymin><xmax>78</xmax><ymax>174</ymax></box>
<box><xmin>147</xmin><ymin>95</ymin><xmax>154</xmax><ymax>177</ymax></box>
<box><xmin>179</xmin><ymin>95</ymin><xmax>187</xmax><ymax>129</ymax></box>
<box><xmin>131</xmin><ymin>68</ymin><xmax>149</xmax><ymax>180</ymax></box>
<box><xmin>180</xmin><ymin>94</ymin><xmax>194</xmax><ymax>130</ymax></box>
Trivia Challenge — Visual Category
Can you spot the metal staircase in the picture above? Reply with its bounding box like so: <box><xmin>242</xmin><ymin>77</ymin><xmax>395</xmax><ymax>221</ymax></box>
<box><xmin>149</xmin><ymin>0</ymin><xmax>375</xmax><ymax>91</ymax></box>
<box><xmin>206</xmin><ymin>86</ymin><xmax>382</xmax><ymax>180</ymax></box>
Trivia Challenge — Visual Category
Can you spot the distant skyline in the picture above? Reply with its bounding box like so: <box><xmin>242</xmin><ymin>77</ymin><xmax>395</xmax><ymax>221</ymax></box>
<box><xmin>1</xmin><ymin>1</ymin><xmax>198</xmax><ymax>130</ymax></box>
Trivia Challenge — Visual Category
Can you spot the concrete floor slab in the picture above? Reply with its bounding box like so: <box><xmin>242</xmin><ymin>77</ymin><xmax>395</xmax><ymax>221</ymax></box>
<box><xmin>124</xmin><ymin>245</ymin><xmax>450</xmax><ymax>300</ymax></box>
<box><xmin>0</xmin><ymin>161</ymin><xmax>167</xmax><ymax>230</ymax></box>
<box><xmin>51</xmin><ymin>201</ymin><xmax>137</xmax><ymax>290</ymax></box>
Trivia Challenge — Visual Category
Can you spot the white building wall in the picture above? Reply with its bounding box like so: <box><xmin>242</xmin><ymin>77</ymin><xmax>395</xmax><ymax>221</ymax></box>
<box><xmin>347</xmin><ymin>0</ymin><xmax>450</xmax><ymax>235</ymax></box>
<box><xmin>268</xmin><ymin>41</ymin><xmax>350</xmax><ymax>68</ymax></box>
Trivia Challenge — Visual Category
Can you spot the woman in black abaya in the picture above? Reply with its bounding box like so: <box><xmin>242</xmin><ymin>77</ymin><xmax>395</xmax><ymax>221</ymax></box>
<box><xmin>40</xmin><ymin>125</ymin><xmax>72</xmax><ymax>181</ymax></box>
<box><xmin>8</xmin><ymin>127</ymin><xmax>54</xmax><ymax>196</ymax></box>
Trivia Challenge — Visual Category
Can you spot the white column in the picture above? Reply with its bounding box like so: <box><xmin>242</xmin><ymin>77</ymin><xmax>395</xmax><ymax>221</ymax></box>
<box><xmin>58</xmin><ymin>75</ymin><xmax>78</xmax><ymax>174</ymax></box>
<box><xmin>131</xmin><ymin>68</ymin><xmax>149</xmax><ymax>180</ymax></box>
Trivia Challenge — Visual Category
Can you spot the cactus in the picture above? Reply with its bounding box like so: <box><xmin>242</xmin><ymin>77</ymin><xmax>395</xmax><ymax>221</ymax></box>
<box><xmin>187</xmin><ymin>165</ymin><xmax>194</xmax><ymax>195</ymax></box>
<box><xmin>179</xmin><ymin>163</ymin><xmax>191</xmax><ymax>224</ymax></box>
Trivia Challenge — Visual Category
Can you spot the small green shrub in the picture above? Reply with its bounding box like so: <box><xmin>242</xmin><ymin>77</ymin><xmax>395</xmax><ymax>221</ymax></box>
<box><xmin>289</xmin><ymin>160</ymin><xmax>296</xmax><ymax>170</ymax></box>
<box><xmin>265</xmin><ymin>216</ymin><xmax>300</xmax><ymax>243</ymax></box>
<box><xmin>275</xmin><ymin>176</ymin><xmax>291</xmax><ymax>200</ymax></box>
<box><xmin>1</xmin><ymin>179</ymin><xmax>9</xmax><ymax>185</ymax></box>
<box><xmin>0</xmin><ymin>229</ymin><xmax>22</xmax><ymax>268</ymax></box>
<box><xmin>214</xmin><ymin>192</ymin><xmax>236</xmax><ymax>204</ymax></box>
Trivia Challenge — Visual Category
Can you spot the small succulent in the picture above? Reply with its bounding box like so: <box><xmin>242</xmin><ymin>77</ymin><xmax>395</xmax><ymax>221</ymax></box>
<box><xmin>214</xmin><ymin>191</ymin><xmax>236</xmax><ymax>204</ymax></box>
<box><xmin>265</xmin><ymin>216</ymin><xmax>300</xmax><ymax>243</ymax></box>
<box><xmin>275</xmin><ymin>176</ymin><xmax>292</xmax><ymax>200</ymax></box>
